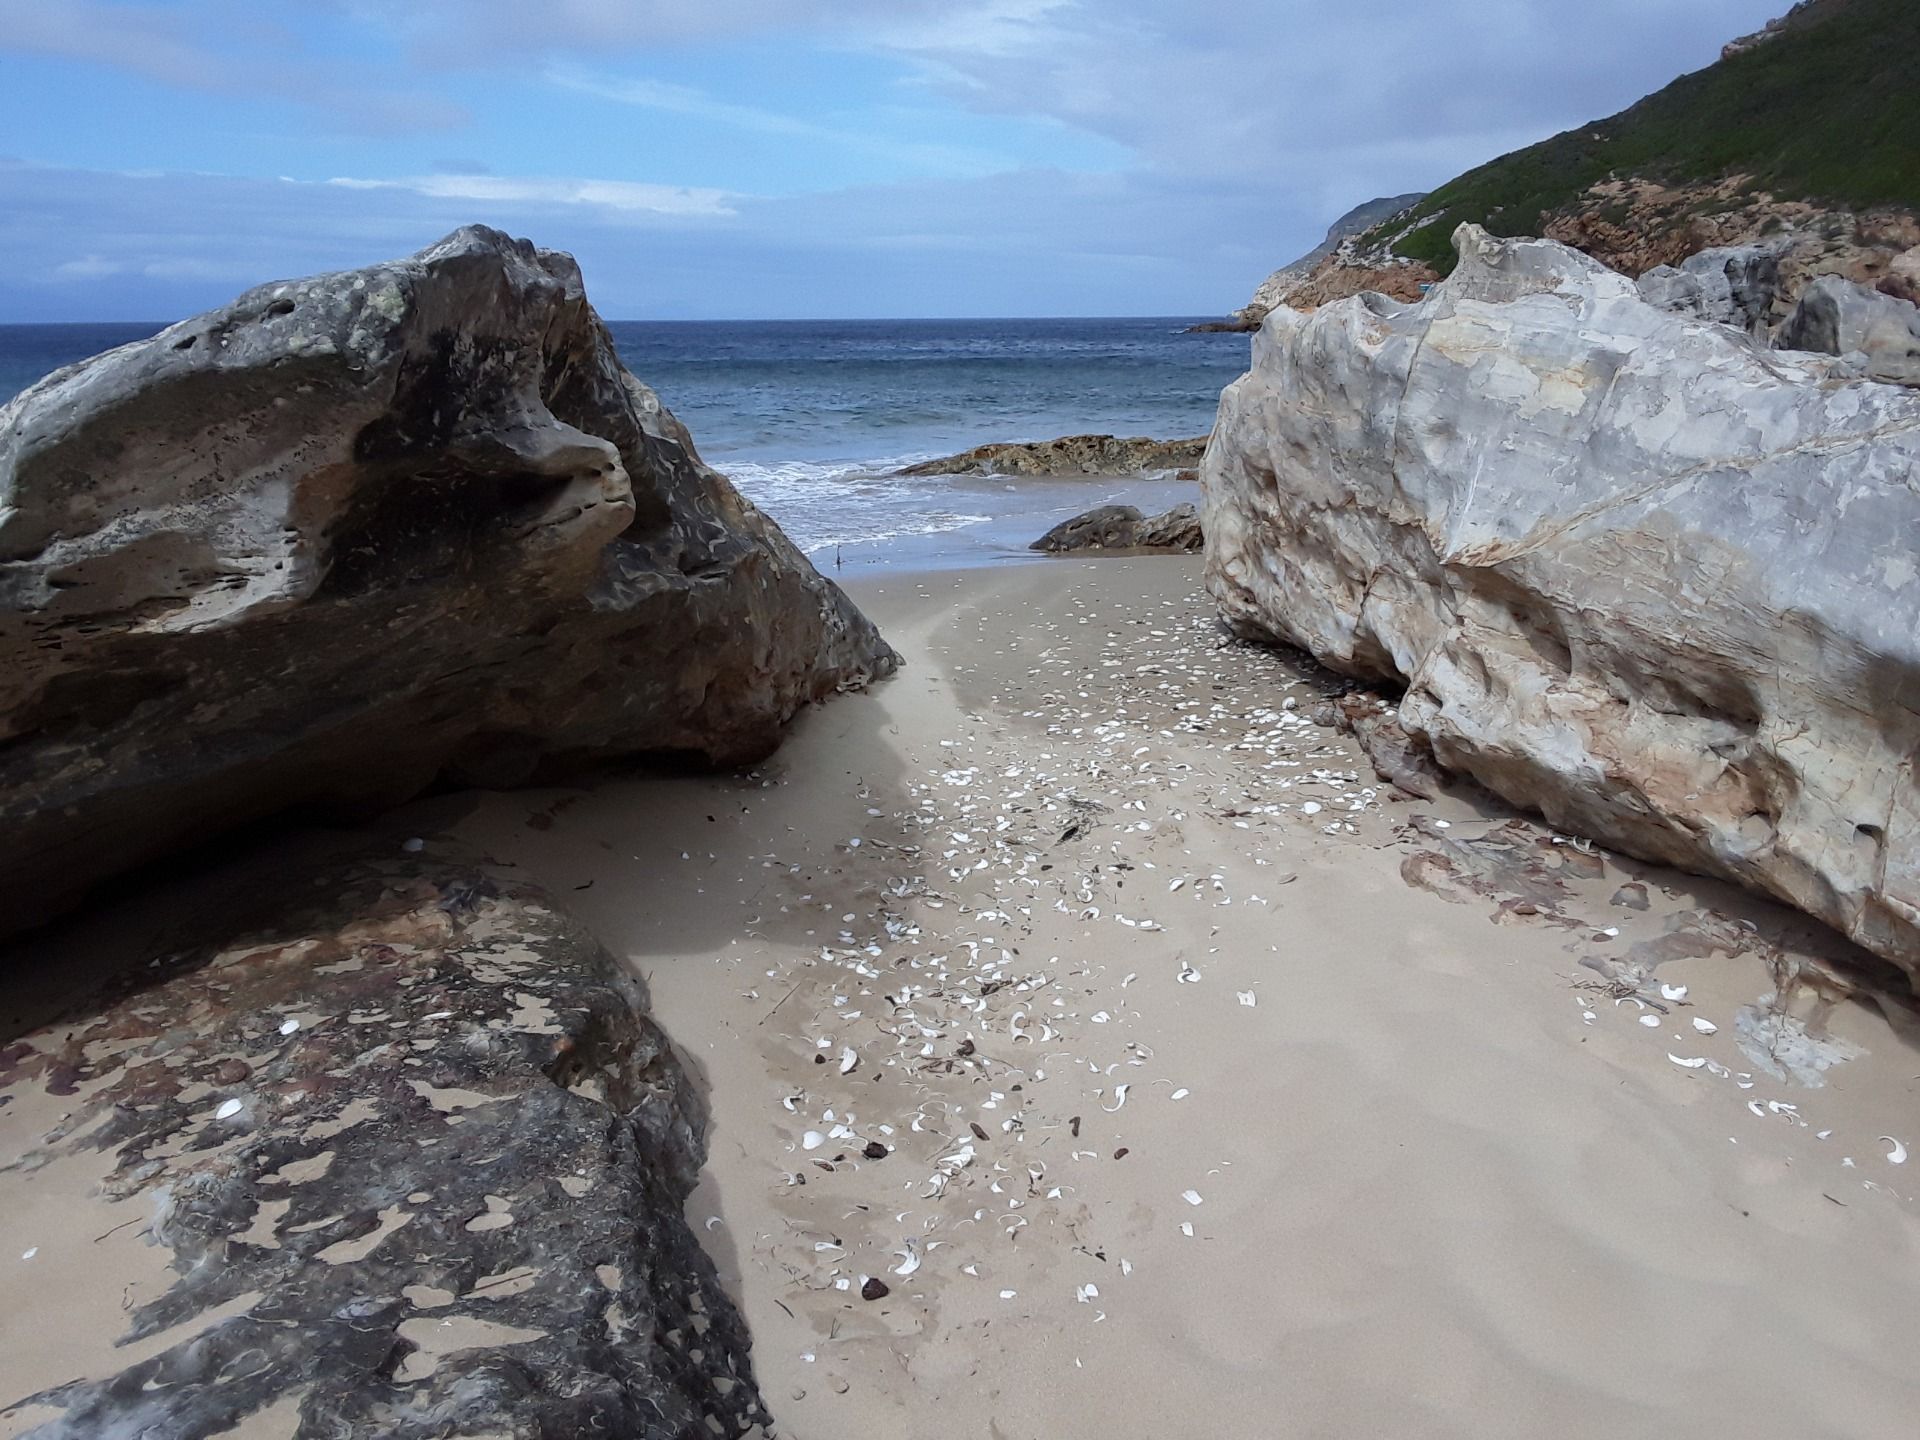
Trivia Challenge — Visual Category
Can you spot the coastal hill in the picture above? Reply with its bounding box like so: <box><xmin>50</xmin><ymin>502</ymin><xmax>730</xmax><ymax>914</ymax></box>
<box><xmin>1242</xmin><ymin>0</ymin><xmax>1920</xmax><ymax>320</ymax></box>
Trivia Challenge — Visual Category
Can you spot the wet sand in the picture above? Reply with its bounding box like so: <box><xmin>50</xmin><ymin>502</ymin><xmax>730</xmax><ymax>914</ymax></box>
<box><xmin>4</xmin><ymin>556</ymin><xmax>1919</xmax><ymax>1437</ymax></box>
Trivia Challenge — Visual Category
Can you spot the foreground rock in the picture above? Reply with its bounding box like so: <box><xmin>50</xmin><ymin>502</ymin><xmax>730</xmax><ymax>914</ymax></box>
<box><xmin>0</xmin><ymin>851</ymin><xmax>767</xmax><ymax>1438</ymax></box>
<box><xmin>1031</xmin><ymin>502</ymin><xmax>1202</xmax><ymax>553</ymax></box>
<box><xmin>1204</xmin><ymin>224</ymin><xmax>1920</xmax><ymax>985</ymax></box>
<box><xmin>1777</xmin><ymin>273</ymin><xmax>1920</xmax><ymax>385</ymax></box>
<box><xmin>902</xmin><ymin>433</ymin><xmax>1205</xmax><ymax>477</ymax></box>
<box><xmin>0</xmin><ymin>227</ymin><xmax>895</xmax><ymax>938</ymax></box>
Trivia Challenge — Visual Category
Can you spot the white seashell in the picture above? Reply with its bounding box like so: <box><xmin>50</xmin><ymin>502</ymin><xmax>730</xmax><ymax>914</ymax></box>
<box><xmin>802</xmin><ymin>1131</ymin><xmax>825</xmax><ymax>1151</ymax></box>
<box><xmin>1301</xmin><ymin>802</ymin><xmax>1321</xmax><ymax>816</ymax></box>
<box><xmin>892</xmin><ymin>1243</ymin><xmax>921</xmax><ymax>1277</ymax></box>
<box><xmin>1660</xmin><ymin>984</ymin><xmax>1688</xmax><ymax>1001</ymax></box>
<box><xmin>1076</xmin><ymin>1284</ymin><xmax>1099</xmax><ymax>1303</ymax></box>
<box><xmin>1102</xmin><ymin>1085</ymin><xmax>1130</xmax><ymax>1113</ymax></box>
<box><xmin>1638</xmin><ymin>1014</ymin><xmax>1661</xmax><ymax>1027</ymax></box>
<box><xmin>1881</xmin><ymin>1136</ymin><xmax>1909</xmax><ymax>1164</ymax></box>
<box><xmin>1179</xmin><ymin>1222</ymin><xmax>1194</xmax><ymax>1237</ymax></box>
<box><xmin>999</xmin><ymin>1290</ymin><xmax>1017</xmax><ymax>1300</ymax></box>
<box><xmin>1181</xmin><ymin>1189</ymin><xmax>1203</xmax><ymax>1206</ymax></box>
<box><xmin>840</xmin><ymin>1048</ymin><xmax>858</xmax><ymax>1075</ymax></box>
<box><xmin>278</xmin><ymin>1018</ymin><xmax>300</xmax><ymax>1036</ymax></box>
<box><xmin>215</xmin><ymin>1099</ymin><xmax>244</xmax><ymax>1120</ymax></box>
<box><xmin>1691</xmin><ymin>1017</ymin><xmax>1717</xmax><ymax>1034</ymax></box>
<box><xmin>1237</xmin><ymin>991</ymin><xmax>1256</xmax><ymax>1008</ymax></box>
<box><xmin>1667</xmin><ymin>1055</ymin><xmax>1707</xmax><ymax>1069</ymax></box>
<box><xmin>1170</xmin><ymin>1088</ymin><xmax>1189</xmax><ymax>1101</ymax></box>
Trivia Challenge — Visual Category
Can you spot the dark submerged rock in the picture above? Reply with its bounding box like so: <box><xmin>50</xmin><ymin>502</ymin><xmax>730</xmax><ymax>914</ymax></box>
<box><xmin>1031</xmin><ymin>502</ymin><xmax>1203</xmax><ymax>554</ymax></box>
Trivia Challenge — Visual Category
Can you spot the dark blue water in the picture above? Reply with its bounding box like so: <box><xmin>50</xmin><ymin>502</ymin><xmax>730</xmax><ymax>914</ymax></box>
<box><xmin>2</xmin><ymin>318</ymin><xmax>1252</xmax><ymax>567</ymax></box>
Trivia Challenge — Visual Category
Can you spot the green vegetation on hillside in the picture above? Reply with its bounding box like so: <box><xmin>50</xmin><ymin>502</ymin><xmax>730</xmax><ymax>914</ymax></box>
<box><xmin>1382</xmin><ymin>0</ymin><xmax>1920</xmax><ymax>271</ymax></box>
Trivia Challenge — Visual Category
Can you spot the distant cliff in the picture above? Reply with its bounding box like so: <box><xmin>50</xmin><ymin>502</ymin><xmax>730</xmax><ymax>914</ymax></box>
<box><xmin>1239</xmin><ymin>0</ymin><xmax>1918</xmax><ymax>321</ymax></box>
<box><xmin>1234</xmin><ymin>192</ymin><xmax>1428</xmax><ymax>322</ymax></box>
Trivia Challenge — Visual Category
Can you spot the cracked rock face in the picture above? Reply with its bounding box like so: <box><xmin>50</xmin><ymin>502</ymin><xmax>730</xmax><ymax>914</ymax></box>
<box><xmin>0</xmin><ymin>853</ymin><xmax>767</xmax><ymax>1438</ymax></box>
<box><xmin>1203</xmin><ymin>224</ymin><xmax>1920</xmax><ymax>986</ymax></box>
<box><xmin>0</xmin><ymin>226</ymin><xmax>896</xmax><ymax>938</ymax></box>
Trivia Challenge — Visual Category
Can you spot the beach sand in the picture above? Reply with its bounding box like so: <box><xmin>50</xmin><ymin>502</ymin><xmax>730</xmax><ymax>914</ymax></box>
<box><xmin>4</xmin><ymin>556</ymin><xmax>1919</xmax><ymax>1438</ymax></box>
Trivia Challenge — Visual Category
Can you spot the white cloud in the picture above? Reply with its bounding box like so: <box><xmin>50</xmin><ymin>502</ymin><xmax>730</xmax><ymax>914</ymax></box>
<box><xmin>545</xmin><ymin>66</ymin><xmax>1022</xmax><ymax>178</ymax></box>
<box><xmin>325</xmin><ymin>173</ymin><xmax>739</xmax><ymax>218</ymax></box>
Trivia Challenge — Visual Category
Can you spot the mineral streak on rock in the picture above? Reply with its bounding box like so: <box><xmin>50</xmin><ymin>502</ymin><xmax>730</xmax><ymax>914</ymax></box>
<box><xmin>1203</xmin><ymin>223</ymin><xmax>1920</xmax><ymax>986</ymax></box>
<box><xmin>0</xmin><ymin>854</ymin><xmax>768</xmax><ymax>1439</ymax></box>
<box><xmin>0</xmin><ymin>225</ymin><xmax>897</xmax><ymax>938</ymax></box>
<box><xmin>901</xmin><ymin>433</ymin><xmax>1206</xmax><ymax>477</ymax></box>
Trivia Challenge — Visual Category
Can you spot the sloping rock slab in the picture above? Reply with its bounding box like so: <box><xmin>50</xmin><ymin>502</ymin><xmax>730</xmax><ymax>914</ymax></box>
<box><xmin>0</xmin><ymin>853</ymin><xmax>767</xmax><ymax>1439</ymax></box>
<box><xmin>0</xmin><ymin>226</ymin><xmax>896</xmax><ymax>937</ymax></box>
<box><xmin>1204</xmin><ymin>223</ymin><xmax>1920</xmax><ymax>985</ymax></box>
<box><xmin>1031</xmin><ymin>502</ymin><xmax>1202</xmax><ymax>553</ymax></box>
<box><xmin>902</xmin><ymin>433</ymin><xmax>1205</xmax><ymax>477</ymax></box>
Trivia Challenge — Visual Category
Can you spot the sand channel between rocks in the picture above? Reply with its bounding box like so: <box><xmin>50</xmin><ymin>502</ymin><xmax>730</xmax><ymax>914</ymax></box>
<box><xmin>439</xmin><ymin>555</ymin><xmax>1920</xmax><ymax>1440</ymax></box>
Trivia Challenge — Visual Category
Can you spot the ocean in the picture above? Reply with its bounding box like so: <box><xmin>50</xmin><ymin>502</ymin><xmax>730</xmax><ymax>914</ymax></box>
<box><xmin>0</xmin><ymin>318</ymin><xmax>1252</xmax><ymax>569</ymax></box>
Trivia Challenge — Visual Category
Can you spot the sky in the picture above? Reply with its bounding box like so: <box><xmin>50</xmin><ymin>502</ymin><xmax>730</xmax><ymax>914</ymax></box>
<box><xmin>0</xmin><ymin>0</ymin><xmax>1793</xmax><ymax>321</ymax></box>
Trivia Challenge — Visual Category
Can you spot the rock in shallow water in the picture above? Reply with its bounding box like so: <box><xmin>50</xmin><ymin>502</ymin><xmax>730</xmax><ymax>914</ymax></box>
<box><xmin>1030</xmin><ymin>502</ymin><xmax>1203</xmax><ymax>553</ymax></box>
<box><xmin>0</xmin><ymin>852</ymin><xmax>767</xmax><ymax>1438</ymax></box>
<box><xmin>0</xmin><ymin>226</ymin><xmax>896</xmax><ymax>938</ymax></box>
<box><xmin>1204</xmin><ymin>223</ymin><xmax>1920</xmax><ymax>986</ymax></box>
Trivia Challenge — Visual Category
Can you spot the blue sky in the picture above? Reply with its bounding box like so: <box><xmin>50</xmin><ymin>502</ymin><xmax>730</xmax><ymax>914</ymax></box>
<box><xmin>0</xmin><ymin>0</ymin><xmax>1792</xmax><ymax>321</ymax></box>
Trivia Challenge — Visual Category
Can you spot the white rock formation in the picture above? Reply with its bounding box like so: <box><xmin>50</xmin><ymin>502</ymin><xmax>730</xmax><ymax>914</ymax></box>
<box><xmin>1203</xmin><ymin>224</ymin><xmax>1920</xmax><ymax>982</ymax></box>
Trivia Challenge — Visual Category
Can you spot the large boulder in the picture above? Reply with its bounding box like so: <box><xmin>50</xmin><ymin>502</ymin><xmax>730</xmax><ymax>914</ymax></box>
<box><xmin>0</xmin><ymin>849</ymin><xmax>769</xmax><ymax>1438</ymax></box>
<box><xmin>0</xmin><ymin>227</ymin><xmax>895</xmax><ymax>937</ymax></box>
<box><xmin>1776</xmin><ymin>272</ymin><xmax>1920</xmax><ymax>385</ymax></box>
<box><xmin>1635</xmin><ymin>244</ymin><xmax>1781</xmax><ymax>334</ymax></box>
<box><xmin>1204</xmin><ymin>224</ymin><xmax>1920</xmax><ymax>984</ymax></box>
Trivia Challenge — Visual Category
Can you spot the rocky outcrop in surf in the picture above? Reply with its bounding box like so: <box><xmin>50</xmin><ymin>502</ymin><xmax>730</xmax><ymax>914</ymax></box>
<box><xmin>1203</xmin><ymin>224</ymin><xmax>1920</xmax><ymax>986</ymax></box>
<box><xmin>902</xmin><ymin>433</ymin><xmax>1205</xmax><ymax>478</ymax></box>
<box><xmin>0</xmin><ymin>226</ymin><xmax>896</xmax><ymax>937</ymax></box>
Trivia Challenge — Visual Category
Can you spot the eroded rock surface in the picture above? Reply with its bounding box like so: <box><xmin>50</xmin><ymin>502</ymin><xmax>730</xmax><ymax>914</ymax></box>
<box><xmin>901</xmin><ymin>433</ymin><xmax>1205</xmax><ymax>477</ymax></box>
<box><xmin>1031</xmin><ymin>502</ymin><xmax>1202</xmax><ymax>554</ymax></box>
<box><xmin>0</xmin><ymin>227</ymin><xmax>895</xmax><ymax>937</ymax></box>
<box><xmin>0</xmin><ymin>853</ymin><xmax>766</xmax><ymax>1438</ymax></box>
<box><xmin>1205</xmin><ymin>224</ymin><xmax>1920</xmax><ymax>985</ymax></box>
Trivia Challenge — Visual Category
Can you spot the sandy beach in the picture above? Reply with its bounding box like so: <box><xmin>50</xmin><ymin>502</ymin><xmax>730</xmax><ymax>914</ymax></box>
<box><xmin>4</xmin><ymin>554</ymin><xmax>1919</xmax><ymax>1438</ymax></box>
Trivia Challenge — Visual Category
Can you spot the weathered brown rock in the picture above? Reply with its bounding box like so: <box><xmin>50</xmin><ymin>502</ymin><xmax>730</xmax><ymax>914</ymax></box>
<box><xmin>1030</xmin><ymin>502</ymin><xmax>1203</xmax><ymax>553</ymax></box>
<box><xmin>901</xmin><ymin>434</ymin><xmax>1206</xmax><ymax>477</ymax></box>
<box><xmin>0</xmin><ymin>849</ymin><xmax>767</xmax><ymax>1438</ymax></box>
<box><xmin>0</xmin><ymin>226</ymin><xmax>896</xmax><ymax>938</ymax></box>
